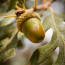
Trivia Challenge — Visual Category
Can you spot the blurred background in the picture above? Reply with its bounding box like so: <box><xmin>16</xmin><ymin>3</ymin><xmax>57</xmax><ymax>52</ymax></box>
<box><xmin>0</xmin><ymin>0</ymin><xmax>65</xmax><ymax>65</ymax></box>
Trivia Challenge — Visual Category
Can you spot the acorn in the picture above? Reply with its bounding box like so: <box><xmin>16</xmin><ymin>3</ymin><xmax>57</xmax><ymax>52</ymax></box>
<box><xmin>17</xmin><ymin>11</ymin><xmax>45</xmax><ymax>43</ymax></box>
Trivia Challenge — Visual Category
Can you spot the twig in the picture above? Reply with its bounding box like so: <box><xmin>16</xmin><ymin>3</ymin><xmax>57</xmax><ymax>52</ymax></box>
<box><xmin>27</xmin><ymin>0</ymin><xmax>53</xmax><ymax>12</ymax></box>
<box><xmin>3</xmin><ymin>0</ymin><xmax>52</xmax><ymax>19</ymax></box>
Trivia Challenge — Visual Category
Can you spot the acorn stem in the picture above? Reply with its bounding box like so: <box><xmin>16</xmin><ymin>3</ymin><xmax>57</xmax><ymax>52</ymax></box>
<box><xmin>34</xmin><ymin>0</ymin><xmax>37</xmax><ymax>10</ymax></box>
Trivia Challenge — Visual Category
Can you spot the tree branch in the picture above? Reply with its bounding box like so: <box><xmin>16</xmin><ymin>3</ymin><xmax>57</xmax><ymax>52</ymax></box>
<box><xmin>27</xmin><ymin>0</ymin><xmax>53</xmax><ymax>12</ymax></box>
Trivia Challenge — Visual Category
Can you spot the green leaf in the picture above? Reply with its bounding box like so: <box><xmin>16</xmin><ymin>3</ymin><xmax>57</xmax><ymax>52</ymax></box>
<box><xmin>0</xmin><ymin>9</ymin><xmax>24</xmax><ymax>61</ymax></box>
<box><xmin>30</xmin><ymin>12</ymin><xmax>65</xmax><ymax>65</ymax></box>
<box><xmin>0</xmin><ymin>29</ymin><xmax>18</xmax><ymax>61</ymax></box>
<box><xmin>0</xmin><ymin>48</ymin><xmax>15</xmax><ymax>62</ymax></box>
<box><xmin>0</xmin><ymin>10</ymin><xmax>16</xmax><ymax>40</ymax></box>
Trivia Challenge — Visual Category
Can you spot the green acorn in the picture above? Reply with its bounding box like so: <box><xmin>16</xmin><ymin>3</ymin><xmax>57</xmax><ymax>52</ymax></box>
<box><xmin>17</xmin><ymin>11</ymin><xmax>45</xmax><ymax>43</ymax></box>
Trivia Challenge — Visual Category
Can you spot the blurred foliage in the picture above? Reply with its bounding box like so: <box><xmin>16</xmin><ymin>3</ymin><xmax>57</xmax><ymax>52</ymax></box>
<box><xmin>0</xmin><ymin>9</ymin><xmax>23</xmax><ymax>63</ymax></box>
<box><xmin>0</xmin><ymin>0</ymin><xmax>65</xmax><ymax>65</ymax></box>
<box><xmin>30</xmin><ymin>12</ymin><xmax>65</xmax><ymax>65</ymax></box>
<box><xmin>30</xmin><ymin>1</ymin><xmax>65</xmax><ymax>65</ymax></box>
<box><xmin>8</xmin><ymin>0</ymin><xmax>17</xmax><ymax>11</ymax></box>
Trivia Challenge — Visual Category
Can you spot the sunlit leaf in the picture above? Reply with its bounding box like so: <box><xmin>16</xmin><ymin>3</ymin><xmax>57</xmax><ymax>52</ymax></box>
<box><xmin>30</xmin><ymin>12</ymin><xmax>65</xmax><ymax>65</ymax></box>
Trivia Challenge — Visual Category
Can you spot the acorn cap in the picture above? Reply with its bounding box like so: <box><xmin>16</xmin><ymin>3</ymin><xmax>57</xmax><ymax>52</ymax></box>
<box><xmin>17</xmin><ymin>11</ymin><xmax>41</xmax><ymax>32</ymax></box>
